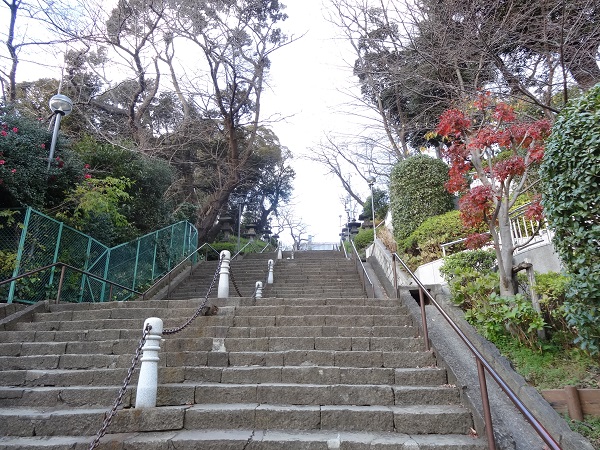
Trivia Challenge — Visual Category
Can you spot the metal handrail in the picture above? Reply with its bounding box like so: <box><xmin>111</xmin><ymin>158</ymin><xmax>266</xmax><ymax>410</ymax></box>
<box><xmin>349</xmin><ymin>240</ymin><xmax>375</xmax><ymax>298</ymax></box>
<box><xmin>390</xmin><ymin>252</ymin><xmax>560</xmax><ymax>450</ymax></box>
<box><xmin>142</xmin><ymin>242</ymin><xmax>221</xmax><ymax>299</ymax></box>
<box><xmin>232</xmin><ymin>240</ymin><xmax>272</xmax><ymax>260</ymax></box>
<box><xmin>341</xmin><ymin>240</ymin><xmax>348</xmax><ymax>259</ymax></box>
<box><xmin>0</xmin><ymin>263</ymin><xmax>142</xmax><ymax>304</ymax></box>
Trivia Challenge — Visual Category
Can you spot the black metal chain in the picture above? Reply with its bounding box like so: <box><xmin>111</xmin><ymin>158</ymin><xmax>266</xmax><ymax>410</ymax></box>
<box><xmin>88</xmin><ymin>253</ymin><xmax>227</xmax><ymax>448</ymax></box>
<box><xmin>89</xmin><ymin>322</ymin><xmax>152</xmax><ymax>450</ymax></box>
<box><xmin>229</xmin><ymin>265</ymin><xmax>244</xmax><ymax>297</ymax></box>
<box><xmin>163</xmin><ymin>256</ymin><xmax>223</xmax><ymax>335</ymax></box>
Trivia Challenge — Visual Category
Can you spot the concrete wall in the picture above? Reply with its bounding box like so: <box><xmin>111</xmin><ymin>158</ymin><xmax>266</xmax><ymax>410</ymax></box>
<box><xmin>513</xmin><ymin>241</ymin><xmax>563</xmax><ymax>273</ymax></box>
<box><xmin>413</xmin><ymin>239</ymin><xmax>563</xmax><ymax>288</ymax></box>
<box><xmin>366</xmin><ymin>239</ymin><xmax>414</xmax><ymax>289</ymax></box>
<box><xmin>414</xmin><ymin>258</ymin><xmax>445</xmax><ymax>284</ymax></box>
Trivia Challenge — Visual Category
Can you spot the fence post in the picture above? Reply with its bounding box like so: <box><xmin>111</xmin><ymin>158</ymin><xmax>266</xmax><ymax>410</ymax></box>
<box><xmin>135</xmin><ymin>317</ymin><xmax>163</xmax><ymax>408</ymax></box>
<box><xmin>218</xmin><ymin>250</ymin><xmax>231</xmax><ymax>299</ymax></box>
<box><xmin>267</xmin><ymin>259</ymin><xmax>274</xmax><ymax>284</ymax></box>
<box><xmin>255</xmin><ymin>281</ymin><xmax>263</xmax><ymax>299</ymax></box>
<box><xmin>8</xmin><ymin>207</ymin><xmax>32</xmax><ymax>304</ymax></box>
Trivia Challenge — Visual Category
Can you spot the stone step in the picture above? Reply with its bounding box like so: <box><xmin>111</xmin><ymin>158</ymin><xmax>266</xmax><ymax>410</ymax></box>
<box><xmin>44</xmin><ymin>296</ymin><xmax>392</xmax><ymax>311</ymax></box>
<box><xmin>0</xmin><ymin>383</ymin><xmax>461</xmax><ymax>408</ymax></box>
<box><xmin>15</xmin><ymin>313</ymin><xmax>411</xmax><ymax>331</ymax></box>
<box><xmin>34</xmin><ymin>304</ymin><xmax>406</xmax><ymax>320</ymax></box>
<box><xmin>0</xmin><ymin>429</ymin><xmax>486</xmax><ymax>449</ymax></box>
<box><xmin>0</xmin><ymin>336</ymin><xmax>423</xmax><ymax>356</ymax></box>
<box><xmin>2</xmin><ymin>366</ymin><xmax>448</xmax><ymax>388</ymax></box>
<box><xmin>0</xmin><ymin>403</ymin><xmax>473</xmax><ymax>437</ymax></box>
<box><xmin>0</xmin><ymin>349</ymin><xmax>436</xmax><ymax>370</ymax></box>
<box><xmin>266</xmin><ymin>290</ymin><xmax>366</xmax><ymax>298</ymax></box>
<box><xmin>0</xmin><ymin>324</ymin><xmax>416</xmax><ymax>343</ymax></box>
<box><xmin>223</xmin><ymin>325</ymin><xmax>416</xmax><ymax>338</ymax></box>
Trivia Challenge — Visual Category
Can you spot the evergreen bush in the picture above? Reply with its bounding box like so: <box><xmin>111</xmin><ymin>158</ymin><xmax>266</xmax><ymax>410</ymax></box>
<box><xmin>389</xmin><ymin>155</ymin><xmax>454</xmax><ymax>241</ymax></box>
<box><xmin>541</xmin><ymin>84</ymin><xmax>600</xmax><ymax>355</ymax></box>
<box><xmin>399</xmin><ymin>210</ymin><xmax>465</xmax><ymax>268</ymax></box>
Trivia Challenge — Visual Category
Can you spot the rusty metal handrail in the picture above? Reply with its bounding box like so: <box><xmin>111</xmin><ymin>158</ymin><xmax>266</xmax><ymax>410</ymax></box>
<box><xmin>390</xmin><ymin>252</ymin><xmax>560</xmax><ymax>450</ymax></box>
<box><xmin>349</xmin><ymin>240</ymin><xmax>375</xmax><ymax>298</ymax></box>
<box><xmin>0</xmin><ymin>263</ymin><xmax>142</xmax><ymax>304</ymax></box>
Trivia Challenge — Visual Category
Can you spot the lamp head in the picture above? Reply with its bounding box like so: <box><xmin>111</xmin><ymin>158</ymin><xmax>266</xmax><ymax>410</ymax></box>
<box><xmin>366</xmin><ymin>175</ymin><xmax>376</xmax><ymax>186</ymax></box>
<box><xmin>49</xmin><ymin>94</ymin><xmax>73</xmax><ymax>116</ymax></box>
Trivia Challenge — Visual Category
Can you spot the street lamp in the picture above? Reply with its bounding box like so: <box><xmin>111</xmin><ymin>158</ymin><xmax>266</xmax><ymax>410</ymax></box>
<box><xmin>48</xmin><ymin>94</ymin><xmax>73</xmax><ymax>170</ymax></box>
<box><xmin>366</xmin><ymin>175</ymin><xmax>376</xmax><ymax>241</ymax></box>
<box><xmin>236</xmin><ymin>198</ymin><xmax>244</xmax><ymax>253</ymax></box>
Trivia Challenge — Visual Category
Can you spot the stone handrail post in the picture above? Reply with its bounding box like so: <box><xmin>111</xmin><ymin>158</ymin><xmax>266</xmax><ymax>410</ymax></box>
<box><xmin>135</xmin><ymin>317</ymin><xmax>163</xmax><ymax>408</ymax></box>
<box><xmin>277</xmin><ymin>247</ymin><xmax>282</xmax><ymax>260</ymax></box>
<box><xmin>267</xmin><ymin>259</ymin><xmax>274</xmax><ymax>284</ymax></box>
<box><xmin>255</xmin><ymin>281</ymin><xmax>263</xmax><ymax>299</ymax></box>
<box><xmin>217</xmin><ymin>250</ymin><xmax>231</xmax><ymax>299</ymax></box>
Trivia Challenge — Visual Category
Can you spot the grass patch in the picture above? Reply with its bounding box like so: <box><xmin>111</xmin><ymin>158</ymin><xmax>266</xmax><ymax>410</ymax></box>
<box><xmin>566</xmin><ymin>415</ymin><xmax>600</xmax><ymax>449</ymax></box>
<box><xmin>492</xmin><ymin>334</ymin><xmax>600</xmax><ymax>448</ymax></box>
<box><xmin>493</xmin><ymin>335</ymin><xmax>600</xmax><ymax>390</ymax></box>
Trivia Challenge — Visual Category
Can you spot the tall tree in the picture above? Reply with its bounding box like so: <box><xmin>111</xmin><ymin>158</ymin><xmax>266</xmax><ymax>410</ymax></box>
<box><xmin>168</xmin><ymin>0</ymin><xmax>289</xmax><ymax>242</ymax></box>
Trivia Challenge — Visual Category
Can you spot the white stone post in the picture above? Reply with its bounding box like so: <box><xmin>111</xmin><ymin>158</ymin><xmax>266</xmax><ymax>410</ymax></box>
<box><xmin>267</xmin><ymin>259</ymin><xmax>274</xmax><ymax>284</ymax></box>
<box><xmin>135</xmin><ymin>317</ymin><xmax>163</xmax><ymax>408</ymax></box>
<box><xmin>277</xmin><ymin>247</ymin><xmax>282</xmax><ymax>260</ymax></box>
<box><xmin>255</xmin><ymin>281</ymin><xmax>263</xmax><ymax>299</ymax></box>
<box><xmin>217</xmin><ymin>250</ymin><xmax>231</xmax><ymax>299</ymax></box>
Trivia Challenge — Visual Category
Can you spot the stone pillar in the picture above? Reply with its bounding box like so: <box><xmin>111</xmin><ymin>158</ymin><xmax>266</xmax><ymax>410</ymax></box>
<box><xmin>135</xmin><ymin>317</ymin><xmax>163</xmax><ymax>408</ymax></box>
<box><xmin>267</xmin><ymin>259</ymin><xmax>274</xmax><ymax>284</ymax></box>
<box><xmin>217</xmin><ymin>250</ymin><xmax>231</xmax><ymax>299</ymax></box>
<box><xmin>255</xmin><ymin>281</ymin><xmax>263</xmax><ymax>299</ymax></box>
<box><xmin>277</xmin><ymin>247</ymin><xmax>282</xmax><ymax>260</ymax></box>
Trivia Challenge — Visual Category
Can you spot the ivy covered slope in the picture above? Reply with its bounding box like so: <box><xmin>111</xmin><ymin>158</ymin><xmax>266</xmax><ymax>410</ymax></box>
<box><xmin>541</xmin><ymin>84</ymin><xmax>600</xmax><ymax>355</ymax></box>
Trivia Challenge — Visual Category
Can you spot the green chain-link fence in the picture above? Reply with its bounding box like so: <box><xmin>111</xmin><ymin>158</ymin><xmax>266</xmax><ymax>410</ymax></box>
<box><xmin>0</xmin><ymin>207</ymin><xmax>198</xmax><ymax>304</ymax></box>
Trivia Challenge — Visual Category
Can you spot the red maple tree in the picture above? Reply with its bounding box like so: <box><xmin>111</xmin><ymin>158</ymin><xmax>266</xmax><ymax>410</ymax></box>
<box><xmin>436</xmin><ymin>95</ymin><xmax>551</xmax><ymax>296</ymax></box>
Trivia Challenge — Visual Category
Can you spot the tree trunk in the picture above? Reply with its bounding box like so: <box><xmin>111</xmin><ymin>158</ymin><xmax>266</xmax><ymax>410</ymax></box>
<box><xmin>496</xmin><ymin>203</ymin><xmax>516</xmax><ymax>297</ymax></box>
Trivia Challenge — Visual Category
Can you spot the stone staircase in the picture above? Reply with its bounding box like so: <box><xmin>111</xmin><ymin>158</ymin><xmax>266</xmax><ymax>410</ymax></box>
<box><xmin>0</xmin><ymin>250</ymin><xmax>486</xmax><ymax>449</ymax></box>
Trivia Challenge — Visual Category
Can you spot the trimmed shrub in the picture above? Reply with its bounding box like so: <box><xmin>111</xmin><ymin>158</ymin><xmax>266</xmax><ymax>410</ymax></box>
<box><xmin>439</xmin><ymin>249</ymin><xmax>497</xmax><ymax>282</ymax></box>
<box><xmin>390</xmin><ymin>155</ymin><xmax>454</xmax><ymax>241</ymax></box>
<box><xmin>541</xmin><ymin>84</ymin><xmax>600</xmax><ymax>355</ymax></box>
<box><xmin>353</xmin><ymin>228</ymin><xmax>374</xmax><ymax>251</ymax></box>
<box><xmin>399</xmin><ymin>210</ymin><xmax>466</xmax><ymax>268</ymax></box>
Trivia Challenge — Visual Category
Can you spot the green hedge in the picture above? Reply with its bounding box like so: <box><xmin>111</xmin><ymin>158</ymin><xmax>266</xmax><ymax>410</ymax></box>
<box><xmin>353</xmin><ymin>228</ymin><xmax>374</xmax><ymax>251</ymax></box>
<box><xmin>390</xmin><ymin>155</ymin><xmax>454</xmax><ymax>241</ymax></box>
<box><xmin>541</xmin><ymin>84</ymin><xmax>600</xmax><ymax>355</ymax></box>
<box><xmin>398</xmin><ymin>210</ymin><xmax>465</xmax><ymax>268</ymax></box>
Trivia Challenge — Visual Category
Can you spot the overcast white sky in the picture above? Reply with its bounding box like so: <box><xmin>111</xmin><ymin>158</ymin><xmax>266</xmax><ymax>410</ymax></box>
<box><xmin>262</xmin><ymin>0</ymin><xmax>372</xmax><ymax>245</ymax></box>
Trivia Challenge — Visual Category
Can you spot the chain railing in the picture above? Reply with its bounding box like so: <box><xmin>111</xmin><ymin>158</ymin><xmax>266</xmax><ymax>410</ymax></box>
<box><xmin>250</xmin><ymin>259</ymin><xmax>273</xmax><ymax>300</ymax></box>
<box><xmin>89</xmin><ymin>322</ymin><xmax>152</xmax><ymax>450</ymax></box>
<box><xmin>390</xmin><ymin>252</ymin><xmax>560</xmax><ymax>450</ymax></box>
<box><xmin>88</xmin><ymin>257</ymin><xmax>224</xmax><ymax>448</ymax></box>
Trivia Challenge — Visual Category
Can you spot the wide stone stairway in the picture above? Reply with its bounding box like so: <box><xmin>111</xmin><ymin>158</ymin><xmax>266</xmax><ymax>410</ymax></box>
<box><xmin>0</xmin><ymin>250</ymin><xmax>486</xmax><ymax>449</ymax></box>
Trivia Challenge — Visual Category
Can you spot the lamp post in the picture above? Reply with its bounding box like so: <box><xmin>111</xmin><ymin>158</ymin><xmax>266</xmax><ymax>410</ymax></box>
<box><xmin>366</xmin><ymin>175</ymin><xmax>376</xmax><ymax>241</ymax></box>
<box><xmin>236</xmin><ymin>199</ymin><xmax>244</xmax><ymax>253</ymax></box>
<box><xmin>47</xmin><ymin>94</ymin><xmax>73</xmax><ymax>170</ymax></box>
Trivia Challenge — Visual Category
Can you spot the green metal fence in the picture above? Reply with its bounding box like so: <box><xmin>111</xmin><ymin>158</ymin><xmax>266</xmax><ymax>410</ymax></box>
<box><xmin>0</xmin><ymin>207</ymin><xmax>198</xmax><ymax>304</ymax></box>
